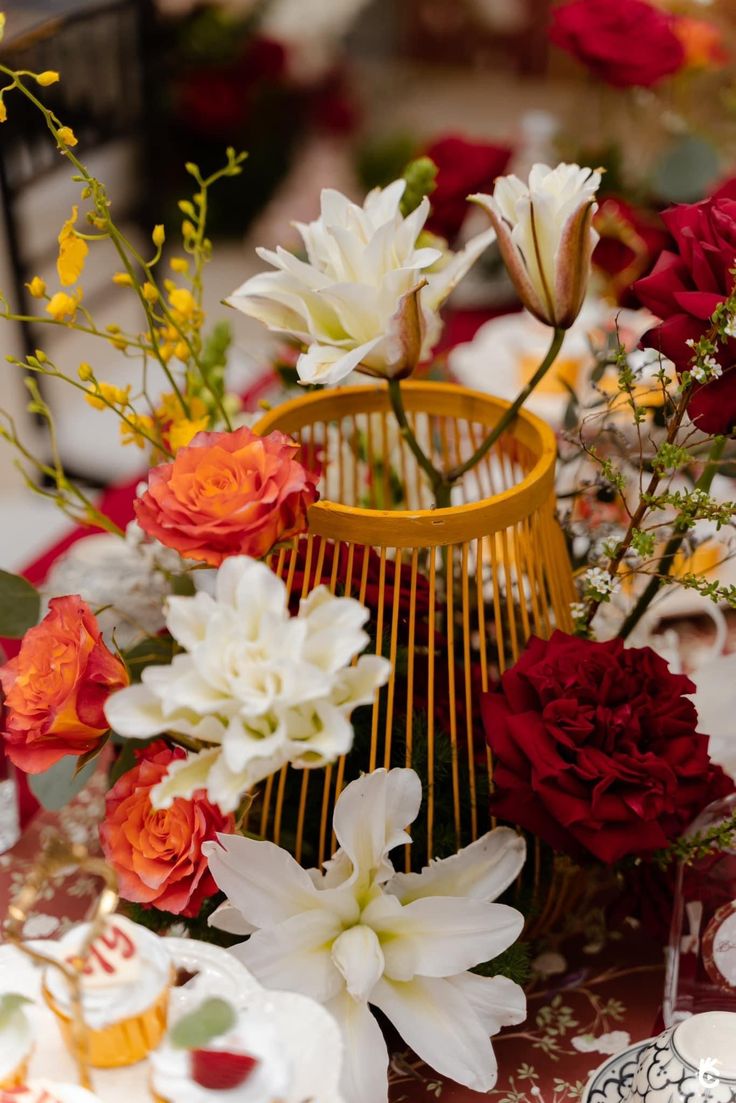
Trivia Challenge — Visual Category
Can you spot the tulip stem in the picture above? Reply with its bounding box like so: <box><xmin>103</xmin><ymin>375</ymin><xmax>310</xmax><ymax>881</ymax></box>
<box><xmin>617</xmin><ymin>434</ymin><xmax>727</xmax><ymax>640</ymax></box>
<box><xmin>446</xmin><ymin>328</ymin><xmax>566</xmax><ymax>484</ymax></box>
<box><xmin>386</xmin><ymin>378</ymin><xmax>450</xmax><ymax>508</ymax></box>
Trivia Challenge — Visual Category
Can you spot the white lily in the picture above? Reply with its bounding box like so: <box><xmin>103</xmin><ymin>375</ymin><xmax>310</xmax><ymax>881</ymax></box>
<box><xmin>228</xmin><ymin>180</ymin><xmax>495</xmax><ymax>386</ymax></box>
<box><xmin>104</xmin><ymin>557</ymin><xmax>390</xmax><ymax>812</ymax></box>
<box><xmin>471</xmin><ymin>163</ymin><xmax>601</xmax><ymax>330</ymax></box>
<box><xmin>205</xmin><ymin>768</ymin><xmax>527</xmax><ymax>1103</ymax></box>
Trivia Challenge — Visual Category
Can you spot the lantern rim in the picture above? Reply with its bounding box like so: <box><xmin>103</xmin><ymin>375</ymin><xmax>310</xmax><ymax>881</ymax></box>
<box><xmin>254</xmin><ymin>381</ymin><xmax>558</xmax><ymax>547</ymax></box>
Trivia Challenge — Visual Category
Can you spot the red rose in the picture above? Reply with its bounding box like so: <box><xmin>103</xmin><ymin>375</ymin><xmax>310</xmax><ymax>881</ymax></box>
<box><xmin>549</xmin><ymin>0</ymin><xmax>685</xmax><ymax>88</ymax></box>
<box><xmin>0</xmin><ymin>596</ymin><xmax>129</xmax><ymax>774</ymax></box>
<box><xmin>635</xmin><ymin>197</ymin><xmax>736</xmax><ymax>435</ymax></box>
<box><xmin>481</xmin><ymin>631</ymin><xmax>732</xmax><ymax>864</ymax></box>
<box><xmin>100</xmin><ymin>742</ymin><xmax>234</xmax><ymax>917</ymax></box>
<box><xmin>424</xmin><ymin>136</ymin><xmax>512</xmax><ymax>242</ymax></box>
<box><xmin>593</xmin><ymin>197</ymin><xmax>670</xmax><ymax>305</ymax></box>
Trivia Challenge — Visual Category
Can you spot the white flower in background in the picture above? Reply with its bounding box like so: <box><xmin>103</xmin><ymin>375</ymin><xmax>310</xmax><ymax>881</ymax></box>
<box><xmin>205</xmin><ymin>768</ymin><xmax>527</xmax><ymax>1103</ymax></box>
<box><xmin>571</xmin><ymin>1031</ymin><xmax>631</xmax><ymax>1056</ymax></box>
<box><xmin>228</xmin><ymin>180</ymin><xmax>495</xmax><ymax>386</ymax></box>
<box><xmin>261</xmin><ymin>0</ymin><xmax>372</xmax><ymax>81</ymax></box>
<box><xmin>43</xmin><ymin>523</ymin><xmax>182</xmax><ymax>650</ymax></box>
<box><xmin>104</xmin><ymin>556</ymin><xmax>390</xmax><ymax>812</ymax></box>
<box><xmin>471</xmin><ymin>163</ymin><xmax>601</xmax><ymax>330</ymax></box>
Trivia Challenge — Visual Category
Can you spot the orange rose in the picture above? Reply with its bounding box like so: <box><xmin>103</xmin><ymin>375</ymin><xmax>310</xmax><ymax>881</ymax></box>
<box><xmin>100</xmin><ymin>742</ymin><xmax>235</xmax><ymax>917</ymax></box>
<box><xmin>0</xmin><ymin>595</ymin><xmax>129</xmax><ymax>773</ymax></box>
<box><xmin>134</xmin><ymin>426</ymin><xmax>319</xmax><ymax>566</ymax></box>
<box><xmin>673</xmin><ymin>17</ymin><xmax>728</xmax><ymax>70</ymax></box>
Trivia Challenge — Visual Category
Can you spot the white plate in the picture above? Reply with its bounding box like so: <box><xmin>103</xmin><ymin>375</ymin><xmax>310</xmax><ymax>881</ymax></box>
<box><xmin>583</xmin><ymin>1039</ymin><xmax>656</xmax><ymax>1103</ymax></box>
<box><xmin>0</xmin><ymin>937</ymin><xmax>343</xmax><ymax>1103</ymax></box>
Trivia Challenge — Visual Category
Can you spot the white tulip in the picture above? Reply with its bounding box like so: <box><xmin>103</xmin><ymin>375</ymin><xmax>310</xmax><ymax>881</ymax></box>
<box><xmin>104</xmin><ymin>557</ymin><xmax>390</xmax><ymax>811</ymax></box>
<box><xmin>228</xmin><ymin>180</ymin><xmax>495</xmax><ymax>385</ymax></box>
<box><xmin>205</xmin><ymin>768</ymin><xmax>527</xmax><ymax>1103</ymax></box>
<box><xmin>471</xmin><ymin>162</ymin><xmax>601</xmax><ymax>330</ymax></box>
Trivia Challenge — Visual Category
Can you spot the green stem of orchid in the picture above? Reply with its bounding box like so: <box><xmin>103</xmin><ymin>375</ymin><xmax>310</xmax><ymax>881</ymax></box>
<box><xmin>446</xmin><ymin>327</ymin><xmax>566</xmax><ymax>484</ymax></box>
<box><xmin>387</xmin><ymin>377</ymin><xmax>449</xmax><ymax>508</ymax></box>
<box><xmin>618</xmin><ymin>434</ymin><xmax>727</xmax><ymax>640</ymax></box>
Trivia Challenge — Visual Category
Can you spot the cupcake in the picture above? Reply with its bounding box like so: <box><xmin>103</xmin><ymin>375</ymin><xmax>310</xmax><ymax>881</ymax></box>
<box><xmin>150</xmin><ymin>997</ymin><xmax>290</xmax><ymax>1103</ymax></box>
<box><xmin>42</xmin><ymin>915</ymin><xmax>172</xmax><ymax>1069</ymax></box>
<box><xmin>0</xmin><ymin>995</ymin><xmax>33</xmax><ymax>1089</ymax></box>
<box><xmin>0</xmin><ymin>1082</ymin><xmax>104</xmax><ymax>1102</ymax></box>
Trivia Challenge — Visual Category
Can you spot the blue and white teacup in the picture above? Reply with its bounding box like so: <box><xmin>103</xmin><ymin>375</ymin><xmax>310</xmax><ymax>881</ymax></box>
<box><xmin>626</xmin><ymin>1013</ymin><xmax>736</xmax><ymax>1103</ymax></box>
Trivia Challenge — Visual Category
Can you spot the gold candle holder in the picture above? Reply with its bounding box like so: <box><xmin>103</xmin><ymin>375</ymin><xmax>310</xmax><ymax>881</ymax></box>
<box><xmin>4</xmin><ymin>836</ymin><xmax>119</xmax><ymax>1091</ymax></box>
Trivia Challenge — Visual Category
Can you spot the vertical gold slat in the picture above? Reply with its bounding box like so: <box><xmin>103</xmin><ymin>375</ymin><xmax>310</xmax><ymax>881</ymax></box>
<box><xmin>461</xmin><ymin>541</ymin><xmax>478</xmax><ymax>839</ymax></box>
<box><xmin>444</xmin><ymin>541</ymin><xmax>461</xmax><ymax>848</ymax></box>
<box><xmin>404</xmin><ymin>548</ymin><xmax>419</xmax><ymax>872</ymax></box>
<box><xmin>426</xmin><ymin>550</ymin><xmax>437</xmax><ymax>858</ymax></box>
<box><xmin>383</xmin><ymin>548</ymin><xmax>403</xmax><ymax>769</ymax></box>
<box><xmin>501</xmin><ymin>527</ymin><xmax>520</xmax><ymax>662</ymax></box>
<box><xmin>512</xmin><ymin>523</ymin><xmax>532</xmax><ymax>643</ymax></box>
<box><xmin>368</xmin><ymin>547</ymin><xmax>388</xmax><ymax>773</ymax></box>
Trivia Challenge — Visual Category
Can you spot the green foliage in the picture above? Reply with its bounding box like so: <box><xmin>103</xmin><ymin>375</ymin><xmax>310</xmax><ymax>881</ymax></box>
<box><xmin>123</xmin><ymin>635</ymin><xmax>178</xmax><ymax>682</ymax></box>
<box><xmin>171</xmin><ymin>997</ymin><xmax>236</xmax><ymax>1050</ymax></box>
<box><xmin>400</xmin><ymin>157</ymin><xmax>438</xmax><ymax>218</ymax></box>
<box><xmin>28</xmin><ymin>754</ymin><xmax>99</xmax><ymax>811</ymax></box>
<box><xmin>0</xmin><ymin>569</ymin><xmax>40</xmax><ymax>637</ymax></box>
<box><xmin>655</xmin><ymin>810</ymin><xmax>736</xmax><ymax>868</ymax></box>
<box><xmin>472</xmin><ymin>941</ymin><xmax>531</xmax><ymax>987</ymax></box>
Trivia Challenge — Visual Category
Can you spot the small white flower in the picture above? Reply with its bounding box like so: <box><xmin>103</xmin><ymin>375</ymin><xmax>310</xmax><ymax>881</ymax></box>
<box><xmin>104</xmin><ymin>556</ymin><xmax>390</xmax><ymax>811</ymax></box>
<box><xmin>228</xmin><ymin>180</ymin><xmax>495</xmax><ymax>386</ymax></box>
<box><xmin>205</xmin><ymin>768</ymin><xmax>527</xmax><ymax>1103</ymax></box>
<box><xmin>582</xmin><ymin>567</ymin><xmax>617</xmax><ymax>600</ymax></box>
<box><xmin>471</xmin><ymin>163</ymin><xmax>601</xmax><ymax>330</ymax></box>
<box><xmin>724</xmin><ymin>316</ymin><xmax>736</xmax><ymax>339</ymax></box>
<box><xmin>571</xmin><ymin>1031</ymin><xmax>631</xmax><ymax>1056</ymax></box>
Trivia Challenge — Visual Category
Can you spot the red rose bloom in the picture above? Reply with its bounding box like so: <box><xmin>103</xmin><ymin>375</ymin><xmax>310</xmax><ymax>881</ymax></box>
<box><xmin>424</xmin><ymin>135</ymin><xmax>512</xmax><ymax>242</ymax></box>
<box><xmin>0</xmin><ymin>596</ymin><xmax>129</xmax><ymax>774</ymax></box>
<box><xmin>549</xmin><ymin>0</ymin><xmax>685</xmax><ymax>88</ymax></box>
<box><xmin>100</xmin><ymin>742</ymin><xmax>234</xmax><ymax>917</ymax></box>
<box><xmin>635</xmin><ymin>197</ymin><xmax>736</xmax><ymax>436</ymax></box>
<box><xmin>481</xmin><ymin>631</ymin><xmax>732</xmax><ymax>864</ymax></box>
<box><xmin>593</xmin><ymin>197</ymin><xmax>670</xmax><ymax>305</ymax></box>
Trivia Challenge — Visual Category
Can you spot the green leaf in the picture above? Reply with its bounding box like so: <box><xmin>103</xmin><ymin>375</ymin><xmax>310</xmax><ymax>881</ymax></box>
<box><xmin>170</xmin><ymin>997</ymin><xmax>236</xmax><ymax>1050</ymax></box>
<box><xmin>0</xmin><ymin>570</ymin><xmax>40</xmax><ymax>637</ymax></box>
<box><xmin>652</xmin><ymin>135</ymin><xmax>721</xmax><ymax>204</ymax></box>
<box><xmin>0</xmin><ymin>994</ymin><xmax>32</xmax><ymax>1030</ymax></box>
<box><xmin>28</xmin><ymin>754</ymin><xmax>98</xmax><ymax>811</ymax></box>
<box><xmin>123</xmin><ymin>635</ymin><xmax>177</xmax><ymax>682</ymax></box>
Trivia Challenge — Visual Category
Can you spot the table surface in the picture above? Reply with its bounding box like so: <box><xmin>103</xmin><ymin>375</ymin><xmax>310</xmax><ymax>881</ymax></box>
<box><xmin>0</xmin><ymin>770</ymin><xmax>666</xmax><ymax>1103</ymax></box>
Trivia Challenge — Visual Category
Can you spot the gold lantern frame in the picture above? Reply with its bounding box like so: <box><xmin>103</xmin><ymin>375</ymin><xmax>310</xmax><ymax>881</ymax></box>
<box><xmin>254</xmin><ymin>381</ymin><xmax>575</xmax><ymax>874</ymax></box>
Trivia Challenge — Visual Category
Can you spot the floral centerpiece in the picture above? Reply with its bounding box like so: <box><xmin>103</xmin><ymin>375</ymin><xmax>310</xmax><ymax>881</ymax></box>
<box><xmin>1</xmin><ymin>16</ymin><xmax>736</xmax><ymax>1101</ymax></box>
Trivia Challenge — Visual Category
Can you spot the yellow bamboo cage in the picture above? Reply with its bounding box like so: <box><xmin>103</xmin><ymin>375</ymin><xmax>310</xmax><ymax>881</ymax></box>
<box><xmin>253</xmin><ymin>381</ymin><xmax>575</xmax><ymax>873</ymax></box>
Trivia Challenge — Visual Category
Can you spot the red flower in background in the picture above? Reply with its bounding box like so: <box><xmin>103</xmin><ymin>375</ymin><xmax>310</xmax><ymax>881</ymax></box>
<box><xmin>424</xmin><ymin>135</ymin><xmax>512</xmax><ymax>242</ymax></box>
<box><xmin>635</xmin><ymin>196</ymin><xmax>736</xmax><ymax>436</ymax></box>
<box><xmin>481</xmin><ymin>631</ymin><xmax>732</xmax><ymax>864</ymax></box>
<box><xmin>549</xmin><ymin>0</ymin><xmax>685</xmax><ymax>88</ymax></box>
<box><xmin>593</xmin><ymin>197</ymin><xmax>670</xmax><ymax>306</ymax></box>
<box><xmin>0</xmin><ymin>596</ymin><xmax>128</xmax><ymax>774</ymax></box>
<box><xmin>101</xmin><ymin>741</ymin><xmax>234</xmax><ymax>917</ymax></box>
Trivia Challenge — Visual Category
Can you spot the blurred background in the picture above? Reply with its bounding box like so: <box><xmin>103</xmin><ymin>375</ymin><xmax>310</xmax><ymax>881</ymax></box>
<box><xmin>1</xmin><ymin>0</ymin><xmax>735</xmax><ymax>568</ymax></box>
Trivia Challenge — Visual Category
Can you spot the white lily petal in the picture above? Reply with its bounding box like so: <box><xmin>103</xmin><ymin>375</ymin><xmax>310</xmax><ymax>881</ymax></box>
<box><xmin>104</xmin><ymin>682</ymin><xmax>167</xmax><ymax>738</ymax></box>
<box><xmin>388</xmin><ymin>827</ymin><xmax>526</xmax><ymax>904</ymax></box>
<box><xmin>164</xmin><ymin>590</ymin><xmax>215</xmax><ymax>650</ymax></box>
<box><xmin>207</xmin><ymin>900</ymin><xmax>256</xmax><ymax>937</ymax></box>
<box><xmin>445</xmin><ymin>972</ymin><xmax>526</xmax><ymax>1034</ymax></box>
<box><xmin>372</xmin><ymin>974</ymin><xmax>500</xmax><ymax>1092</ymax></box>
<box><xmin>325</xmin><ymin>989</ymin><xmax>389</xmax><ymax>1103</ymax></box>
<box><xmin>332</xmin><ymin>767</ymin><xmax>422</xmax><ymax>886</ymax></box>
<box><xmin>363</xmin><ymin>894</ymin><xmax>525</xmax><ymax>979</ymax></box>
<box><xmin>150</xmin><ymin>747</ymin><xmax>220</xmax><ymax>809</ymax></box>
<box><xmin>331</xmin><ymin>925</ymin><xmax>384</xmax><ymax>1002</ymax></box>
<box><xmin>297</xmin><ymin>338</ymin><xmax>384</xmax><ymax>386</ymax></box>
<box><xmin>204</xmin><ymin>832</ymin><xmax>325</xmax><ymax>926</ymax></box>
<box><xmin>234</xmin><ymin>910</ymin><xmax>346</xmax><ymax>1002</ymax></box>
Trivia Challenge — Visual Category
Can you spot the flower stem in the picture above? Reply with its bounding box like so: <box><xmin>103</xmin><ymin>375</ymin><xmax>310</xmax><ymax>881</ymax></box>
<box><xmin>618</xmin><ymin>434</ymin><xmax>727</xmax><ymax>640</ymax></box>
<box><xmin>386</xmin><ymin>377</ymin><xmax>449</xmax><ymax>506</ymax></box>
<box><xmin>446</xmin><ymin>327</ymin><xmax>566</xmax><ymax>483</ymax></box>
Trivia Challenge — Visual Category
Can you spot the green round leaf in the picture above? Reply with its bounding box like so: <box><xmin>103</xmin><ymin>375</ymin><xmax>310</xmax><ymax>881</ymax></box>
<box><xmin>0</xmin><ymin>570</ymin><xmax>40</xmax><ymax>637</ymax></box>
<box><xmin>170</xmin><ymin>997</ymin><xmax>237</xmax><ymax>1050</ymax></box>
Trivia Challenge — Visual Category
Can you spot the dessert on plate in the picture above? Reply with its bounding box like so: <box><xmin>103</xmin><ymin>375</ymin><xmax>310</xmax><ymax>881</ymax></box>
<box><xmin>41</xmin><ymin>915</ymin><xmax>172</xmax><ymax>1068</ymax></box>
<box><xmin>150</xmin><ymin>997</ymin><xmax>290</xmax><ymax>1103</ymax></box>
<box><xmin>0</xmin><ymin>995</ymin><xmax>33</xmax><ymax>1089</ymax></box>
